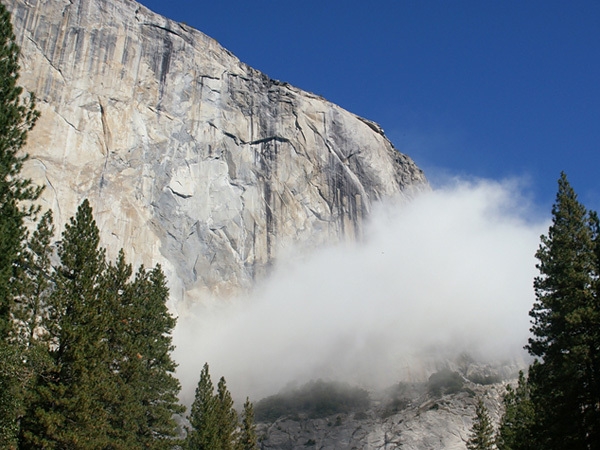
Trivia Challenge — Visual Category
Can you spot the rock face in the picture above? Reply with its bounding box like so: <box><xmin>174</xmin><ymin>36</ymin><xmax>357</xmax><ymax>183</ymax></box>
<box><xmin>257</xmin><ymin>380</ymin><xmax>506</xmax><ymax>450</ymax></box>
<box><xmin>7</xmin><ymin>0</ymin><xmax>426</xmax><ymax>304</ymax></box>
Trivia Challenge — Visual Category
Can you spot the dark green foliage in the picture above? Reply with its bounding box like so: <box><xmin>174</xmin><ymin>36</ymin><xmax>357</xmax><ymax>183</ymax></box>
<box><xmin>496</xmin><ymin>371</ymin><xmax>535</xmax><ymax>450</ymax></box>
<box><xmin>238</xmin><ymin>397</ymin><xmax>258</xmax><ymax>450</ymax></box>
<box><xmin>216</xmin><ymin>377</ymin><xmax>238</xmax><ymax>450</ymax></box>
<box><xmin>19</xmin><ymin>200</ymin><xmax>113</xmax><ymax>448</ymax></box>
<box><xmin>427</xmin><ymin>369</ymin><xmax>464</xmax><ymax>396</ymax></box>
<box><xmin>0</xmin><ymin>7</ymin><xmax>186</xmax><ymax>442</ymax></box>
<box><xmin>19</xmin><ymin>201</ymin><xmax>182</xmax><ymax>449</ymax></box>
<box><xmin>0</xmin><ymin>211</ymin><xmax>54</xmax><ymax>448</ymax></box>
<box><xmin>526</xmin><ymin>173</ymin><xmax>600</xmax><ymax>450</ymax></box>
<box><xmin>186</xmin><ymin>364</ymin><xmax>255</xmax><ymax>450</ymax></box>
<box><xmin>0</xmin><ymin>6</ymin><xmax>43</xmax><ymax>442</ymax></box>
<box><xmin>254</xmin><ymin>380</ymin><xmax>370</xmax><ymax>422</ymax></box>
<box><xmin>0</xmin><ymin>2</ymin><xmax>41</xmax><ymax>340</ymax></box>
<box><xmin>0</xmin><ymin>342</ymin><xmax>23</xmax><ymax>448</ymax></box>
<box><xmin>187</xmin><ymin>363</ymin><xmax>220</xmax><ymax>450</ymax></box>
<box><xmin>466</xmin><ymin>397</ymin><xmax>495</xmax><ymax>450</ymax></box>
<box><xmin>12</xmin><ymin>210</ymin><xmax>55</xmax><ymax>345</ymax></box>
<box><xmin>132</xmin><ymin>265</ymin><xmax>184</xmax><ymax>447</ymax></box>
<box><xmin>102</xmin><ymin>255</ymin><xmax>184</xmax><ymax>449</ymax></box>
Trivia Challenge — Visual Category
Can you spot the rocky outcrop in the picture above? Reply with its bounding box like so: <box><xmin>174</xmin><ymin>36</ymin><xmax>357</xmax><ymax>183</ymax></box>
<box><xmin>257</xmin><ymin>380</ymin><xmax>506</xmax><ymax>450</ymax></box>
<box><xmin>7</xmin><ymin>0</ymin><xmax>426</xmax><ymax>304</ymax></box>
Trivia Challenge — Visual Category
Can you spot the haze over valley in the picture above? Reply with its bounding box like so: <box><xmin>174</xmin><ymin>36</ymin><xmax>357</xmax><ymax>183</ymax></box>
<box><xmin>174</xmin><ymin>179</ymin><xmax>548</xmax><ymax>402</ymax></box>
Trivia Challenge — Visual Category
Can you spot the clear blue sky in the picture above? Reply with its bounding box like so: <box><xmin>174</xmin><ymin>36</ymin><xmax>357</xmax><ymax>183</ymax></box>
<box><xmin>138</xmin><ymin>0</ymin><xmax>600</xmax><ymax>215</ymax></box>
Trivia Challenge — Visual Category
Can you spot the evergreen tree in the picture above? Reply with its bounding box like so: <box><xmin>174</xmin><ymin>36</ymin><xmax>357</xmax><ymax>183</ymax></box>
<box><xmin>0</xmin><ymin>5</ymin><xmax>42</xmax><ymax>444</ymax></box>
<box><xmin>0</xmin><ymin>342</ymin><xmax>22</xmax><ymax>448</ymax></box>
<box><xmin>115</xmin><ymin>263</ymin><xmax>183</xmax><ymax>449</ymax></box>
<box><xmin>238</xmin><ymin>397</ymin><xmax>258</xmax><ymax>450</ymax></box>
<box><xmin>187</xmin><ymin>363</ymin><xmax>220</xmax><ymax>450</ymax></box>
<box><xmin>527</xmin><ymin>173</ymin><xmax>600</xmax><ymax>450</ymax></box>
<box><xmin>496</xmin><ymin>371</ymin><xmax>534</xmax><ymax>450</ymax></box>
<box><xmin>19</xmin><ymin>199</ymin><xmax>113</xmax><ymax>449</ymax></box>
<box><xmin>141</xmin><ymin>265</ymin><xmax>184</xmax><ymax>446</ymax></box>
<box><xmin>216</xmin><ymin>376</ymin><xmax>239</xmax><ymax>450</ymax></box>
<box><xmin>466</xmin><ymin>397</ymin><xmax>495</xmax><ymax>450</ymax></box>
<box><xmin>101</xmin><ymin>249</ymin><xmax>138</xmax><ymax>449</ymax></box>
<box><xmin>12</xmin><ymin>210</ymin><xmax>55</xmax><ymax>345</ymax></box>
<box><xmin>98</xmin><ymin>253</ymin><xmax>183</xmax><ymax>449</ymax></box>
<box><xmin>0</xmin><ymin>211</ymin><xmax>54</xmax><ymax>448</ymax></box>
<box><xmin>586</xmin><ymin>210</ymin><xmax>600</xmax><ymax>446</ymax></box>
<box><xmin>20</xmin><ymin>202</ymin><xmax>183</xmax><ymax>449</ymax></box>
<box><xmin>187</xmin><ymin>365</ymin><xmax>246</xmax><ymax>450</ymax></box>
<box><xmin>0</xmin><ymin>2</ymin><xmax>41</xmax><ymax>339</ymax></box>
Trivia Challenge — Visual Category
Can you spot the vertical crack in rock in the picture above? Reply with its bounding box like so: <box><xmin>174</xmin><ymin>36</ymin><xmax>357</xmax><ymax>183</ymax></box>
<box><xmin>257</xmin><ymin>139</ymin><xmax>277</xmax><ymax>265</ymax></box>
<box><xmin>98</xmin><ymin>99</ymin><xmax>111</xmax><ymax>189</ymax></box>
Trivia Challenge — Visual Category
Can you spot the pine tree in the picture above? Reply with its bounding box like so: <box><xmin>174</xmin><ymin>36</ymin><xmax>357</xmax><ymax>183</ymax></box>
<box><xmin>12</xmin><ymin>210</ymin><xmax>55</xmax><ymax>345</ymax></box>
<box><xmin>0</xmin><ymin>339</ymin><xmax>21</xmax><ymax>448</ymax></box>
<box><xmin>117</xmin><ymin>263</ymin><xmax>183</xmax><ymax>449</ymax></box>
<box><xmin>19</xmin><ymin>199</ymin><xmax>113</xmax><ymax>449</ymax></box>
<box><xmin>95</xmin><ymin>253</ymin><xmax>182</xmax><ymax>449</ymax></box>
<box><xmin>496</xmin><ymin>371</ymin><xmax>534</xmax><ymax>450</ymax></box>
<box><xmin>216</xmin><ymin>376</ymin><xmax>239</xmax><ymax>450</ymax></box>
<box><xmin>586</xmin><ymin>210</ymin><xmax>600</xmax><ymax>447</ymax></box>
<box><xmin>187</xmin><ymin>365</ymin><xmax>245</xmax><ymax>450</ymax></box>
<box><xmin>19</xmin><ymin>203</ymin><xmax>183</xmax><ymax>449</ymax></box>
<box><xmin>466</xmin><ymin>397</ymin><xmax>495</xmax><ymax>450</ymax></box>
<box><xmin>527</xmin><ymin>172</ymin><xmax>600</xmax><ymax>450</ymax></box>
<box><xmin>238</xmin><ymin>397</ymin><xmax>258</xmax><ymax>450</ymax></box>
<box><xmin>101</xmin><ymin>249</ymin><xmax>138</xmax><ymax>449</ymax></box>
<box><xmin>0</xmin><ymin>5</ymin><xmax>42</xmax><ymax>444</ymax></box>
<box><xmin>0</xmin><ymin>211</ymin><xmax>55</xmax><ymax>448</ymax></box>
<box><xmin>0</xmin><ymin>2</ymin><xmax>41</xmax><ymax>339</ymax></box>
<box><xmin>187</xmin><ymin>363</ymin><xmax>220</xmax><ymax>450</ymax></box>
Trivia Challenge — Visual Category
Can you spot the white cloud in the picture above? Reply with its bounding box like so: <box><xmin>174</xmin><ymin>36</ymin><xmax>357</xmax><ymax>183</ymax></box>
<box><xmin>173</xmin><ymin>178</ymin><xmax>549</xmax><ymax>403</ymax></box>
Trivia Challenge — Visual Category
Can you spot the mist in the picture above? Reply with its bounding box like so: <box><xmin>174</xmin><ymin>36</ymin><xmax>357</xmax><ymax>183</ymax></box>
<box><xmin>173</xmin><ymin>178</ymin><xmax>549</xmax><ymax>403</ymax></box>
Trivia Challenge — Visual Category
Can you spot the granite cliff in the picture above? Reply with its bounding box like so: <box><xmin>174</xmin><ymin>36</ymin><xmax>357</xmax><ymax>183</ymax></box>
<box><xmin>4</xmin><ymin>2</ymin><xmax>524</xmax><ymax>448</ymax></box>
<box><xmin>7</xmin><ymin>0</ymin><xmax>426</xmax><ymax>305</ymax></box>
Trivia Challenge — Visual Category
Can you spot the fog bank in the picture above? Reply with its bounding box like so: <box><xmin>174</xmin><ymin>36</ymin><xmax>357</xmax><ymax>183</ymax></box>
<box><xmin>173</xmin><ymin>179</ymin><xmax>549</xmax><ymax>402</ymax></box>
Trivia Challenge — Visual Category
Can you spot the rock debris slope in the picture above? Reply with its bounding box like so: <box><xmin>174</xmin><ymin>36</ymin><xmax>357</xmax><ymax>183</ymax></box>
<box><xmin>8</xmin><ymin>0</ymin><xmax>426</xmax><ymax>304</ymax></box>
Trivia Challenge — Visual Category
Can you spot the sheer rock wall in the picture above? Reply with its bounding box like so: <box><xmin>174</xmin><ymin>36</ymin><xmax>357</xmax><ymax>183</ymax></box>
<box><xmin>8</xmin><ymin>0</ymin><xmax>427</xmax><ymax>305</ymax></box>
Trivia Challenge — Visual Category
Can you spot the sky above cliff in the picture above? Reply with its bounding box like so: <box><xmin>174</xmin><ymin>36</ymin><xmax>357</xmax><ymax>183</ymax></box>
<box><xmin>139</xmin><ymin>0</ymin><xmax>600</xmax><ymax>215</ymax></box>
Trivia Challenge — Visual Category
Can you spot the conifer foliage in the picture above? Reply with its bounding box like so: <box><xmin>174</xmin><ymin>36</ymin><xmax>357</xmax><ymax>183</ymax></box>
<box><xmin>0</xmin><ymin>5</ymin><xmax>251</xmax><ymax>449</ymax></box>
<box><xmin>21</xmin><ymin>199</ymin><xmax>114</xmax><ymax>448</ymax></box>
<box><xmin>466</xmin><ymin>397</ymin><xmax>495</xmax><ymax>450</ymax></box>
<box><xmin>0</xmin><ymin>4</ymin><xmax>42</xmax><ymax>445</ymax></box>
<box><xmin>187</xmin><ymin>363</ymin><xmax>224</xmax><ymax>450</ymax></box>
<box><xmin>526</xmin><ymin>173</ymin><xmax>600</xmax><ymax>450</ymax></box>
<box><xmin>18</xmin><ymin>201</ymin><xmax>183</xmax><ymax>449</ymax></box>
<box><xmin>0</xmin><ymin>2</ymin><xmax>41</xmax><ymax>338</ymax></box>
<box><xmin>238</xmin><ymin>398</ymin><xmax>259</xmax><ymax>450</ymax></box>
<box><xmin>186</xmin><ymin>363</ymin><xmax>258</xmax><ymax>450</ymax></box>
<box><xmin>216</xmin><ymin>376</ymin><xmax>239</xmax><ymax>450</ymax></box>
<box><xmin>496</xmin><ymin>371</ymin><xmax>534</xmax><ymax>450</ymax></box>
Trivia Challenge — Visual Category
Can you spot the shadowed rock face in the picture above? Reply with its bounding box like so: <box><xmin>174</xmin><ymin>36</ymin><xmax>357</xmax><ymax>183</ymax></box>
<box><xmin>8</xmin><ymin>0</ymin><xmax>427</xmax><ymax>304</ymax></box>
